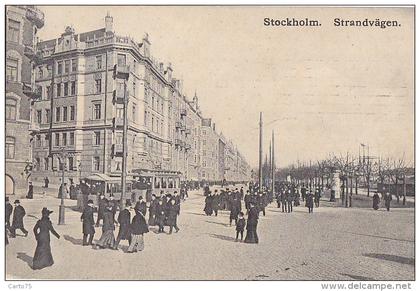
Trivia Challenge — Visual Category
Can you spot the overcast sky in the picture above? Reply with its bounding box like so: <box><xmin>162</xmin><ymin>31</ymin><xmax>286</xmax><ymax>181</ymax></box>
<box><xmin>37</xmin><ymin>6</ymin><xmax>414</xmax><ymax>168</ymax></box>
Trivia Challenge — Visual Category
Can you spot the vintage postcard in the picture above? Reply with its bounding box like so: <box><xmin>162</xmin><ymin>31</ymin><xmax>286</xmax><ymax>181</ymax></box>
<box><xmin>4</xmin><ymin>4</ymin><xmax>415</xmax><ymax>285</ymax></box>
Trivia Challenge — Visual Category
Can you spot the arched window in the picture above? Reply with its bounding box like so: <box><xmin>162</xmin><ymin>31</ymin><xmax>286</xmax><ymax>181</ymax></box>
<box><xmin>6</xmin><ymin>98</ymin><xmax>17</xmax><ymax>120</ymax></box>
<box><xmin>6</xmin><ymin>136</ymin><xmax>15</xmax><ymax>159</ymax></box>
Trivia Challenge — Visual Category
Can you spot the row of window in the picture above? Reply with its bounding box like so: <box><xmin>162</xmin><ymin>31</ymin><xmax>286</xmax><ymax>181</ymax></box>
<box><xmin>56</xmin><ymin>59</ymin><xmax>77</xmax><ymax>76</ymax></box>
<box><xmin>144</xmin><ymin>111</ymin><xmax>164</xmax><ymax>135</ymax></box>
<box><xmin>35</xmin><ymin>106</ymin><xmax>76</xmax><ymax>124</ymax></box>
<box><xmin>34</xmin><ymin>132</ymin><xmax>76</xmax><ymax>148</ymax></box>
<box><xmin>32</xmin><ymin>156</ymin><xmax>101</xmax><ymax>172</ymax></box>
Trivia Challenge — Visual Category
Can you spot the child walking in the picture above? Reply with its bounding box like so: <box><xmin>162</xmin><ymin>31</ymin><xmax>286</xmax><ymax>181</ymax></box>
<box><xmin>235</xmin><ymin>212</ymin><xmax>246</xmax><ymax>242</ymax></box>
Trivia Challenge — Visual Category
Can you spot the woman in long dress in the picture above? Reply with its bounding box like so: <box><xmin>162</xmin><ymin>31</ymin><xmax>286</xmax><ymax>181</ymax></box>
<box><xmin>96</xmin><ymin>201</ymin><xmax>117</xmax><ymax>249</ymax></box>
<box><xmin>32</xmin><ymin>208</ymin><xmax>60</xmax><ymax>270</ymax></box>
<box><xmin>244</xmin><ymin>202</ymin><xmax>259</xmax><ymax>244</ymax></box>
<box><xmin>127</xmin><ymin>208</ymin><xmax>149</xmax><ymax>253</ymax></box>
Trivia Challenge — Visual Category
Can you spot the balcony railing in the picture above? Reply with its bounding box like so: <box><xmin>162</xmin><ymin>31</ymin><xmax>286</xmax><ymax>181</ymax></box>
<box><xmin>175</xmin><ymin>139</ymin><xmax>182</xmax><ymax>147</ymax></box>
<box><xmin>175</xmin><ymin>121</ymin><xmax>181</xmax><ymax>129</ymax></box>
<box><xmin>113</xmin><ymin>88</ymin><xmax>127</xmax><ymax>104</ymax></box>
<box><xmin>185</xmin><ymin>128</ymin><xmax>191</xmax><ymax>135</ymax></box>
<box><xmin>29</xmin><ymin>123</ymin><xmax>40</xmax><ymax>132</ymax></box>
<box><xmin>112</xmin><ymin>144</ymin><xmax>123</xmax><ymax>157</ymax></box>
<box><xmin>112</xmin><ymin>117</ymin><xmax>124</xmax><ymax>128</ymax></box>
<box><xmin>22</xmin><ymin>83</ymin><xmax>42</xmax><ymax>100</ymax></box>
<box><xmin>26</xmin><ymin>6</ymin><xmax>45</xmax><ymax>28</ymax></box>
<box><xmin>180</xmin><ymin>108</ymin><xmax>187</xmax><ymax>116</ymax></box>
<box><xmin>24</xmin><ymin>45</ymin><xmax>42</xmax><ymax>64</ymax></box>
<box><xmin>113</xmin><ymin>64</ymin><xmax>130</xmax><ymax>80</ymax></box>
<box><xmin>180</xmin><ymin>124</ymin><xmax>186</xmax><ymax>132</ymax></box>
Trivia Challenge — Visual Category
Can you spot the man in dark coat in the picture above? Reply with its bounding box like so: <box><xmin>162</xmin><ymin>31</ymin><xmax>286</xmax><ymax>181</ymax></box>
<box><xmin>148</xmin><ymin>194</ymin><xmax>159</xmax><ymax>226</ymax></box>
<box><xmin>135</xmin><ymin>196</ymin><xmax>147</xmax><ymax>217</ymax></box>
<box><xmin>81</xmin><ymin>199</ymin><xmax>95</xmax><ymax>246</ymax></box>
<box><xmin>167</xmin><ymin>199</ymin><xmax>180</xmax><ymax>234</ymax></box>
<box><xmin>114</xmin><ymin>201</ymin><xmax>132</xmax><ymax>249</ymax></box>
<box><xmin>257</xmin><ymin>193</ymin><xmax>266</xmax><ymax>216</ymax></box>
<box><xmin>244</xmin><ymin>202</ymin><xmax>259</xmax><ymax>244</ymax></box>
<box><xmin>5</xmin><ymin>197</ymin><xmax>13</xmax><ymax>231</ymax></box>
<box><xmin>26</xmin><ymin>182</ymin><xmax>34</xmax><ymax>199</ymax></box>
<box><xmin>229</xmin><ymin>197</ymin><xmax>241</xmax><ymax>226</ymax></box>
<box><xmin>156</xmin><ymin>199</ymin><xmax>166</xmax><ymax>233</ymax></box>
<box><xmin>32</xmin><ymin>208</ymin><xmax>60</xmax><ymax>270</ymax></box>
<box><xmin>212</xmin><ymin>192</ymin><xmax>220</xmax><ymax>216</ymax></box>
<box><xmin>301</xmin><ymin>185</ymin><xmax>307</xmax><ymax>202</ymax></box>
<box><xmin>287</xmin><ymin>190</ymin><xmax>294</xmax><ymax>213</ymax></box>
<box><xmin>44</xmin><ymin>177</ymin><xmax>49</xmax><ymax>188</ymax></box>
<box><xmin>383</xmin><ymin>192</ymin><xmax>392</xmax><ymax>211</ymax></box>
<box><xmin>10</xmin><ymin>200</ymin><xmax>28</xmax><ymax>238</ymax></box>
<box><xmin>314</xmin><ymin>188</ymin><xmax>321</xmax><ymax>207</ymax></box>
<box><xmin>281</xmin><ymin>190</ymin><xmax>287</xmax><ymax>213</ymax></box>
<box><xmin>95</xmin><ymin>193</ymin><xmax>106</xmax><ymax>227</ymax></box>
<box><xmin>372</xmin><ymin>192</ymin><xmax>380</xmax><ymax>210</ymax></box>
<box><xmin>306</xmin><ymin>192</ymin><xmax>314</xmax><ymax>213</ymax></box>
<box><xmin>204</xmin><ymin>193</ymin><xmax>213</xmax><ymax>216</ymax></box>
<box><xmin>244</xmin><ymin>191</ymin><xmax>251</xmax><ymax>212</ymax></box>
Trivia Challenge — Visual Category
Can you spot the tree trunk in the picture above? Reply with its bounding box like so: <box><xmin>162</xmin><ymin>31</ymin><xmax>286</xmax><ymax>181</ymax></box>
<box><xmin>403</xmin><ymin>175</ymin><xmax>406</xmax><ymax>205</ymax></box>
<box><xmin>355</xmin><ymin>176</ymin><xmax>358</xmax><ymax>195</ymax></box>
<box><xmin>367</xmin><ymin>175</ymin><xmax>370</xmax><ymax>197</ymax></box>
<box><xmin>395</xmin><ymin>177</ymin><xmax>400</xmax><ymax>204</ymax></box>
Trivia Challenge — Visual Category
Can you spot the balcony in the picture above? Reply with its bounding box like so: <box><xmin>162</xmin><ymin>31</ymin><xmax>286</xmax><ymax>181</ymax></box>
<box><xmin>185</xmin><ymin>128</ymin><xmax>191</xmax><ymax>135</ymax></box>
<box><xmin>26</xmin><ymin>6</ymin><xmax>45</xmax><ymax>28</ymax></box>
<box><xmin>23</xmin><ymin>45</ymin><xmax>42</xmax><ymax>63</ymax></box>
<box><xmin>22</xmin><ymin>83</ymin><xmax>42</xmax><ymax>100</ymax></box>
<box><xmin>185</xmin><ymin>143</ymin><xmax>191</xmax><ymax>151</ymax></box>
<box><xmin>112</xmin><ymin>117</ymin><xmax>124</xmax><ymax>128</ymax></box>
<box><xmin>29</xmin><ymin>123</ymin><xmax>40</xmax><ymax>132</ymax></box>
<box><xmin>113</xmin><ymin>64</ymin><xmax>130</xmax><ymax>80</ymax></box>
<box><xmin>180</xmin><ymin>108</ymin><xmax>187</xmax><ymax>116</ymax></box>
<box><xmin>112</xmin><ymin>88</ymin><xmax>127</xmax><ymax>104</ymax></box>
<box><xmin>180</xmin><ymin>124</ymin><xmax>186</xmax><ymax>132</ymax></box>
<box><xmin>112</xmin><ymin>144</ymin><xmax>124</xmax><ymax>157</ymax></box>
<box><xmin>175</xmin><ymin>121</ymin><xmax>181</xmax><ymax>129</ymax></box>
<box><xmin>175</xmin><ymin>139</ymin><xmax>182</xmax><ymax>147</ymax></box>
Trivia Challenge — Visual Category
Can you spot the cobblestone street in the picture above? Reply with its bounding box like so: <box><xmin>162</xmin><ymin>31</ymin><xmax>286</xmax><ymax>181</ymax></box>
<box><xmin>5</xmin><ymin>188</ymin><xmax>414</xmax><ymax>280</ymax></box>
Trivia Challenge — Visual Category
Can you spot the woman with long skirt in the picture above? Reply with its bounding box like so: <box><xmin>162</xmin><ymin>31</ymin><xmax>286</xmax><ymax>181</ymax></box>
<box><xmin>127</xmin><ymin>208</ymin><xmax>149</xmax><ymax>253</ymax></box>
<box><xmin>244</xmin><ymin>202</ymin><xmax>259</xmax><ymax>244</ymax></box>
<box><xmin>96</xmin><ymin>201</ymin><xmax>117</xmax><ymax>249</ymax></box>
<box><xmin>32</xmin><ymin>208</ymin><xmax>60</xmax><ymax>270</ymax></box>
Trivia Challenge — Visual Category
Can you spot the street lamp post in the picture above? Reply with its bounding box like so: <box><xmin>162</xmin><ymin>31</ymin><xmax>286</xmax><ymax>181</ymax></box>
<box><xmin>58</xmin><ymin>147</ymin><xmax>67</xmax><ymax>225</ymax></box>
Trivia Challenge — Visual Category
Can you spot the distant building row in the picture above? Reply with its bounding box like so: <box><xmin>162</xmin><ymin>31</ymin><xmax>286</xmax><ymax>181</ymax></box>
<box><xmin>6</xmin><ymin>9</ymin><xmax>251</xmax><ymax>196</ymax></box>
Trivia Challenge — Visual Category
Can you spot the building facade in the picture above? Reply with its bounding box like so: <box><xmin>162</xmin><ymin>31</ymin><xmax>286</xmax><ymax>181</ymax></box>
<box><xmin>6</xmin><ymin>5</ymin><xmax>44</xmax><ymax>197</ymax></box>
<box><xmin>29</xmin><ymin>13</ymin><xmax>251</xmax><ymax>189</ymax></box>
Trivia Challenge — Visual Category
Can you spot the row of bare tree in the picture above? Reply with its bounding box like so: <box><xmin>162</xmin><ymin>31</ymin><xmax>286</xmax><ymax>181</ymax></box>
<box><xmin>276</xmin><ymin>154</ymin><xmax>414</xmax><ymax>206</ymax></box>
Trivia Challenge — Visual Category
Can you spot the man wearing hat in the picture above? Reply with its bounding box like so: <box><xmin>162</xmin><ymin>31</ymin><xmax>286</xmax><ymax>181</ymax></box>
<box><xmin>26</xmin><ymin>182</ymin><xmax>34</xmax><ymax>199</ymax></box>
<box><xmin>135</xmin><ymin>196</ymin><xmax>147</xmax><ymax>217</ymax></box>
<box><xmin>81</xmin><ymin>199</ymin><xmax>95</xmax><ymax>246</ymax></box>
<box><xmin>114</xmin><ymin>200</ymin><xmax>132</xmax><ymax>250</ymax></box>
<box><xmin>10</xmin><ymin>200</ymin><xmax>28</xmax><ymax>238</ymax></box>
<box><xmin>5</xmin><ymin>197</ymin><xmax>13</xmax><ymax>231</ymax></box>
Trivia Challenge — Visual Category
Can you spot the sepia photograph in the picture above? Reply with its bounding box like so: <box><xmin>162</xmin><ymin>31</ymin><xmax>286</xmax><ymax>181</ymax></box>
<box><xmin>3</xmin><ymin>2</ymin><xmax>415</xmax><ymax>286</ymax></box>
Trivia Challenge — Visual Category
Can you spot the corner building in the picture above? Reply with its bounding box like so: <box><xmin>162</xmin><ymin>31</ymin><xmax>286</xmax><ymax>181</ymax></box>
<box><xmin>30</xmin><ymin>14</ymin><xmax>251</xmax><ymax>189</ymax></box>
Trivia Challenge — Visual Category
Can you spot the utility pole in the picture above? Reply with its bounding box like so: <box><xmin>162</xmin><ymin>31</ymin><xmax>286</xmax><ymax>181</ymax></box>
<box><xmin>58</xmin><ymin>147</ymin><xmax>67</xmax><ymax>225</ymax></box>
<box><xmin>258</xmin><ymin>112</ymin><xmax>263</xmax><ymax>192</ymax></box>
<box><xmin>121</xmin><ymin>79</ymin><xmax>128</xmax><ymax>208</ymax></box>
<box><xmin>271</xmin><ymin>130</ymin><xmax>275</xmax><ymax>195</ymax></box>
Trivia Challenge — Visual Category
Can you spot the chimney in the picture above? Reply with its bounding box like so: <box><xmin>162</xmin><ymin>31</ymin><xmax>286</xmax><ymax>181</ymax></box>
<box><xmin>105</xmin><ymin>12</ymin><xmax>113</xmax><ymax>33</ymax></box>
